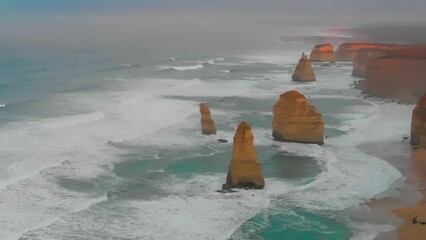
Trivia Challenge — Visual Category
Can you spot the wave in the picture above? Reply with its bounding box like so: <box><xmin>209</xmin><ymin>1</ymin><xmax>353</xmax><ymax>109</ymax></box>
<box><xmin>161</xmin><ymin>64</ymin><xmax>204</xmax><ymax>71</ymax></box>
<box><xmin>160</xmin><ymin>58</ymin><xmax>224</xmax><ymax>71</ymax></box>
<box><xmin>97</xmin><ymin>64</ymin><xmax>141</xmax><ymax>72</ymax></box>
<box><xmin>202</xmin><ymin>58</ymin><xmax>225</xmax><ymax>66</ymax></box>
<box><xmin>0</xmin><ymin>104</ymin><xmax>5</xmax><ymax>108</ymax></box>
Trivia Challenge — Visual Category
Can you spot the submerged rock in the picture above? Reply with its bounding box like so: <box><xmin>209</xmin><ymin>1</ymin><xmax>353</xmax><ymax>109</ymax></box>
<box><xmin>411</xmin><ymin>93</ymin><xmax>426</xmax><ymax>148</ymax></box>
<box><xmin>272</xmin><ymin>90</ymin><xmax>324</xmax><ymax>144</ymax></box>
<box><xmin>309</xmin><ymin>44</ymin><xmax>337</xmax><ymax>62</ymax></box>
<box><xmin>222</xmin><ymin>121</ymin><xmax>265</xmax><ymax>190</ymax></box>
<box><xmin>292</xmin><ymin>53</ymin><xmax>316</xmax><ymax>82</ymax></box>
<box><xmin>199</xmin><ymin>103</ymin><xmax>216</xmax><ymax>135</ymax></box>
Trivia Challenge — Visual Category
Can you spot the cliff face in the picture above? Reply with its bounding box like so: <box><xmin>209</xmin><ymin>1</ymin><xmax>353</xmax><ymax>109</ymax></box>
<box><xmin>309</xmin><ymin>44</ymin><xmax>337</xmax><ymax>62</ymax></box>
<box><xmin>337</xmin><ymin>43</ymin><xmax>402</xmax><ymax>62</ymax></box>
<box><xmin>352</xmin><ymin>49</ymin><xmax>388</xmax><ymax>78</ymax></box>
<box><xmin>292</xmin><ymin>53</ymin><xmax>316</xmax><ymax>82</ymax></box>
<box><xmin>272</xmin><ymin>90</ymin><xmax>324</xmax><ymax>144</ymax></box>
<box><xmin>411</xmin><ymin>93</ymin><xmax>426</xmax><ymax>147</ymax></box>
<box><xmin>363</xmin><ymin>49</ymin><xmax>426</xmax><ymax>103</ymax></box>
<box><xmin>223</xmin><ymin>121</ymin><xmax>265</xmax><ymax>189</ymax></box>
<box><xmin>199</xmin><ymin>103</ymin><xmax>216</xmax><ymax>135</ymax></box>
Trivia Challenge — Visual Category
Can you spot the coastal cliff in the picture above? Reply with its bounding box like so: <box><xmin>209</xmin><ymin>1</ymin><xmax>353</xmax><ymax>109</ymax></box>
<box><xmin>292</xmin><ymin>53</ymin><xmax>316</xmax><ymax>82</ymax></box>
<box><xmin>309</xmin><ymin>44</ymin><xmax>337</xmax><ymax>62</ymax></box>
<box><xmin>352</xmin><ymin>49</ymin><xmax>388</xmax><ymax>78</ymax></box>
<box><xmin>362</xmin><ymin>49</ymin><xmax>426</xmax><ymax>103</ymax></box>
<box><xmin>272</xmin><ymin>90</ymin><xmax>324</xmax><ymax>144</ymax></box>
<box><xmin>200</xmin><ymin>103</ymin><xmax>216</xmax><ymax>135</ymax></box>
<box><xmin>411</xmin><ymin>93</ymin><xmax>426</xmax><ymax>147</ymax></box>
<box><xmin>337</xmin><ymin>43</ymin><xmax>402</xmax><ymax>61</ymax></box>
<box><xmin>223</xmin><ymin>121</ymin><xmax>265</xmax><ymax>189</ymax></box>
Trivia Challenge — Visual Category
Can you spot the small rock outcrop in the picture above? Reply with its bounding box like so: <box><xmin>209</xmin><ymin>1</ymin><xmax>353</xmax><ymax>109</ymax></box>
<box><xmin>411</xmin><ymin>93</ymin><xmax>426</xmax><ymax>147</ymax></box>
<box><xmin>292</xmin><ymin>53</ymin><xmax>316</xmax><ymax>82</ymax></box>
<box><xmin>309</xmin><ymin>44</ymin><xmax>337</xmax><ymax>62</ymax></box>
<box><xmin>223</xmin><ymin>121</ymin><xmax>265</xmax><ymax>190</ymax></box>
<box><xmin>272</xmin><ymin>90</ymin><xmax>324</xmax><ymax>144</ymax></box>
<box><xmin>200</xmin><ymin>103</ymin><xmax>216</xmax><ymax>135</ymax></box>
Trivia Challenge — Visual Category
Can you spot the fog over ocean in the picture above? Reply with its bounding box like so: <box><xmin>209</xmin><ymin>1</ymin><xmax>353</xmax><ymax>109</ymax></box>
<box><xmin>1</xmin><ymin>2</ymin><xmax>426</xmax><ymax>239</ymax></box>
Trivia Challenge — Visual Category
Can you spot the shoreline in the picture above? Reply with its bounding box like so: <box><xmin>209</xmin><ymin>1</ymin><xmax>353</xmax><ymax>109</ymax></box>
<box><xmin>357</xmin><ymin>140</ymin><xmax>426</xmax><ymax>239</ymax></box>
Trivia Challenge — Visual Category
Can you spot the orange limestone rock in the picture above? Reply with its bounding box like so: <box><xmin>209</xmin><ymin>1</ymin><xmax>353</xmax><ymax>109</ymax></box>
<box><xmin>309</xmin><ymin>44</ymin><xmax>337</xmax><ymax>62</ymax></box>
<box><xmin>292</xmin><ymin>53</ymin><xmax>316</xmax><ymax>82</ymax></box>
<box><xmin>336</xmin><ymin>43</ymin><xmax>403</xmax><ymax>62</ymax></box>
<box><xmin>411</xmin><ymin>93</ymin><xmax>426</xmax><ymax>147</ymax></box>
<box><xmin>352</xmin><ymin>49</ymin><xmax>388</xmax><ymax>78</ymax></box>
<box><xmin>223</xmin><ymin>121</ymin><xmax>265</xmax><ymax>189</ymax></box>
<box><xmin>363</xmin><ymin>48</ymin><xmax>426</xmax><ymax>103</ymax></box>
<box><xmin>199</xmin><ymin>103</ymin><xmax>216</xmax><ymax>135</ymax></box>
<box><xmin>272</xmin><ymin>90</ymin><xmax>324</xmax><ymax>144</ymax></box>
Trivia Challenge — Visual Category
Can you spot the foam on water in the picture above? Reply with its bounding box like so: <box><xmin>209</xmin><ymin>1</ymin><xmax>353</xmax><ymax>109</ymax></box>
<box><xmin>160</xmin><ymin>64</ymin><xmax>204</xmax><ymax>71</ymax></box>
<box><xmin>1</xmin><ymin>46</ymin><xmax>414</xmax><ymax>240</ymax></box>
<box><xmin>19</xmin><ymin>175</ymin><xmax>303</xmax><ymax>240</ymax></box>
<box><xmin>0</xmin><ymin>77</ymin><xmax>212</xmax><ymax>239</ymax></box>
<box><xmin>275</xmin><ymin>101</ymin><xmax>408</xmax><ymax>211</ymax></box>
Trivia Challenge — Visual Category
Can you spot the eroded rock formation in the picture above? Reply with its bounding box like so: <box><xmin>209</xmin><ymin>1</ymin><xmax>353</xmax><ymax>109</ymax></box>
<box><xmin>200</xmin><ymin>103</ymin><xmax>216</xmax><ymax>135</ymax></box>
<box><xmin>363</xmin><ymin>48</ymin><xmax>426</xmax><ymax>103</ymax></box>
<box><xmin>292</xmin><ymin>53</ymin><xmax>316</xmax><ymax>82</ymax></box>
<box><xmin>223</xmin><ymin>121</ymin><xmax>265</xmax><ymax>189</ymax></box>
<box><xmin>272</xmin><ymin>90</ymin><xmax>324</xmax><ymax>144</ymax></box>
<box><xmin>309</xmin><ymin>44</ymin><xmax>337</xmax><ymax>62</ymax></box>
<box><xmin>411</xmin><ymin>93</ymin><xmax>426</xmax><ymax>148</ymax></box>
<box><xmin>337</xmin><ymin>43</ymin><xmax>402</xmax><ymax>61</ymax></box>
<box><xmin>352</xmin><ymin>49</ymin><xmax>388</xmax><ymax>78</ymax></box>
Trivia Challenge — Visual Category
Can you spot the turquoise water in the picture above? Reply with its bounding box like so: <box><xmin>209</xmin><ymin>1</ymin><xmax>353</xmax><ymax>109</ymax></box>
<box><xmin>233</xmin><ymin>208</ymin><xmax>350</xmax><ymax>240</ymax></box>
<box><xmin>0</xmin><ymin>40</ymin><xmax>401</xmax><ymax>240</ymax></box>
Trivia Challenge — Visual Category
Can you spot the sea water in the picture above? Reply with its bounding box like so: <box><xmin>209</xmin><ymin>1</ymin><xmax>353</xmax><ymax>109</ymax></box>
<box><xmin>0</xmin><ymin>37</ymin><xmax>412</xmax><ymax>240</ymax></box>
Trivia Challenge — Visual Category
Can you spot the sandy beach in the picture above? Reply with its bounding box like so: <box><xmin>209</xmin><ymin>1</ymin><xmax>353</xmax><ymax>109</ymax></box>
<box><xmin>358</xmin><ymin>140</ymin><xmax>426</xmax><ymax>239</ymax></box>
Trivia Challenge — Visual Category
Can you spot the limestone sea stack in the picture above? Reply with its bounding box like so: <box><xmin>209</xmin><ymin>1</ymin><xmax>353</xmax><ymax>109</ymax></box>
<box><xmin>309</xmin><ymin>44</ymin><xmax>337</xmax><ymax>62</ymax></box>
<box><xmin>199</xmin><ymin>103</ymin><xmax>216</xmax><ymax>135</ymax></box>
<box><xmin>336</xmin><ymin>43</ymin><xmax>402</xmax><ymax>62</ymax></box>
<box><xmin>411</xmin><ymin>93</ymin><xmax>426</xmax><ymax>148</ymax></box>
<box><xmin>223</xmin><ymin>121</ymin><xmax>265</xmax><ymax>189</ymax></box>
<box><xmin>272</xmin><ymin>90</ymin><xmax>324</xmax><ymax>144</ymax></box>
<box><xmin>363</xmin><ymin>48</ymin><xmax>426</xmax><ymax>103</ymax></box>
<box><xmin>292</xmin><ymin>53</ymin><xmax>316</xmax><ymax>82</ymax></box>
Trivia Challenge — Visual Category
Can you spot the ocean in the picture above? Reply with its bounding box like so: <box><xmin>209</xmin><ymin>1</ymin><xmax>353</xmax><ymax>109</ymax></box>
<box><xmin>0</xmin><ymin>32</ymin><xmax>413</xmax><ymax>239</ymax></box>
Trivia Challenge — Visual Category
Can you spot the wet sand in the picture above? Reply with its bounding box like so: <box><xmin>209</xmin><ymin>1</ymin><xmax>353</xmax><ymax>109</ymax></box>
<box><xmin>358</xmin><ymin>139</ymin><xmax>426</xmax><ymax>240</ymax></box>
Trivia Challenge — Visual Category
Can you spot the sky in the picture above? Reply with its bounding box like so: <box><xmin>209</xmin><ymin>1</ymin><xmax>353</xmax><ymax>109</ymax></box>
<box><xmin>1</xmin><ymin>0</ymin><xmax>425</xmax><ymax>52</ymax></box>
<box><xmin>2</xmin><ymin>0</ymin><xmax>426</xmax><ymax>15</ymax></box>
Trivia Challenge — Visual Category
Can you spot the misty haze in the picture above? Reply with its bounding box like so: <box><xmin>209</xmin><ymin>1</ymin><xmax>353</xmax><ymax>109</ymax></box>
<box><xmin>0</xmin><ymin>1</ymin><xmax>426</xmax><ymax>240</ymax></box>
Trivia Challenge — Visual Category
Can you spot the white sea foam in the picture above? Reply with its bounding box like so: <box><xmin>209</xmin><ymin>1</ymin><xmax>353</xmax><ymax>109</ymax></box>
<box><xmin>0</xmin><ymin>77</ymin><xmax>208</xmax><ymax>239</ymax></box>
<box><xmin>240</xmin><ymin>51</ymin><xmax>300</xmax><ymax>65</ymax></box>
<box><xmin>0</xmin><ymin>104</ymin><xmax>5</xmax><ymax>108</ymax></box>
<box><xmin>19</xmin><ymin>175</ymin><xmax>299</xmax><ymax>240</ymax></box>
<box><xmin>161</xmin><ymin>64</ymin><xmax>204</xmax><ymax>71</ymax></box>
<box><xmin>276</xmin><ymin>101</ymin><xmax>408</xmax><ymax>211</ymax></box>
<box><xmin>1</xmin><ymin>47</ymin><xmax>415</xmax><ymax>240</ymax></box>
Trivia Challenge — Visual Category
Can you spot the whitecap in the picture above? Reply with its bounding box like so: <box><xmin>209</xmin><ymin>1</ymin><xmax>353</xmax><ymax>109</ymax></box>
<box><xmin>161</xmin><ymin>64</ymin><xmax>204</xmax><ymax>71</ymax></box>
